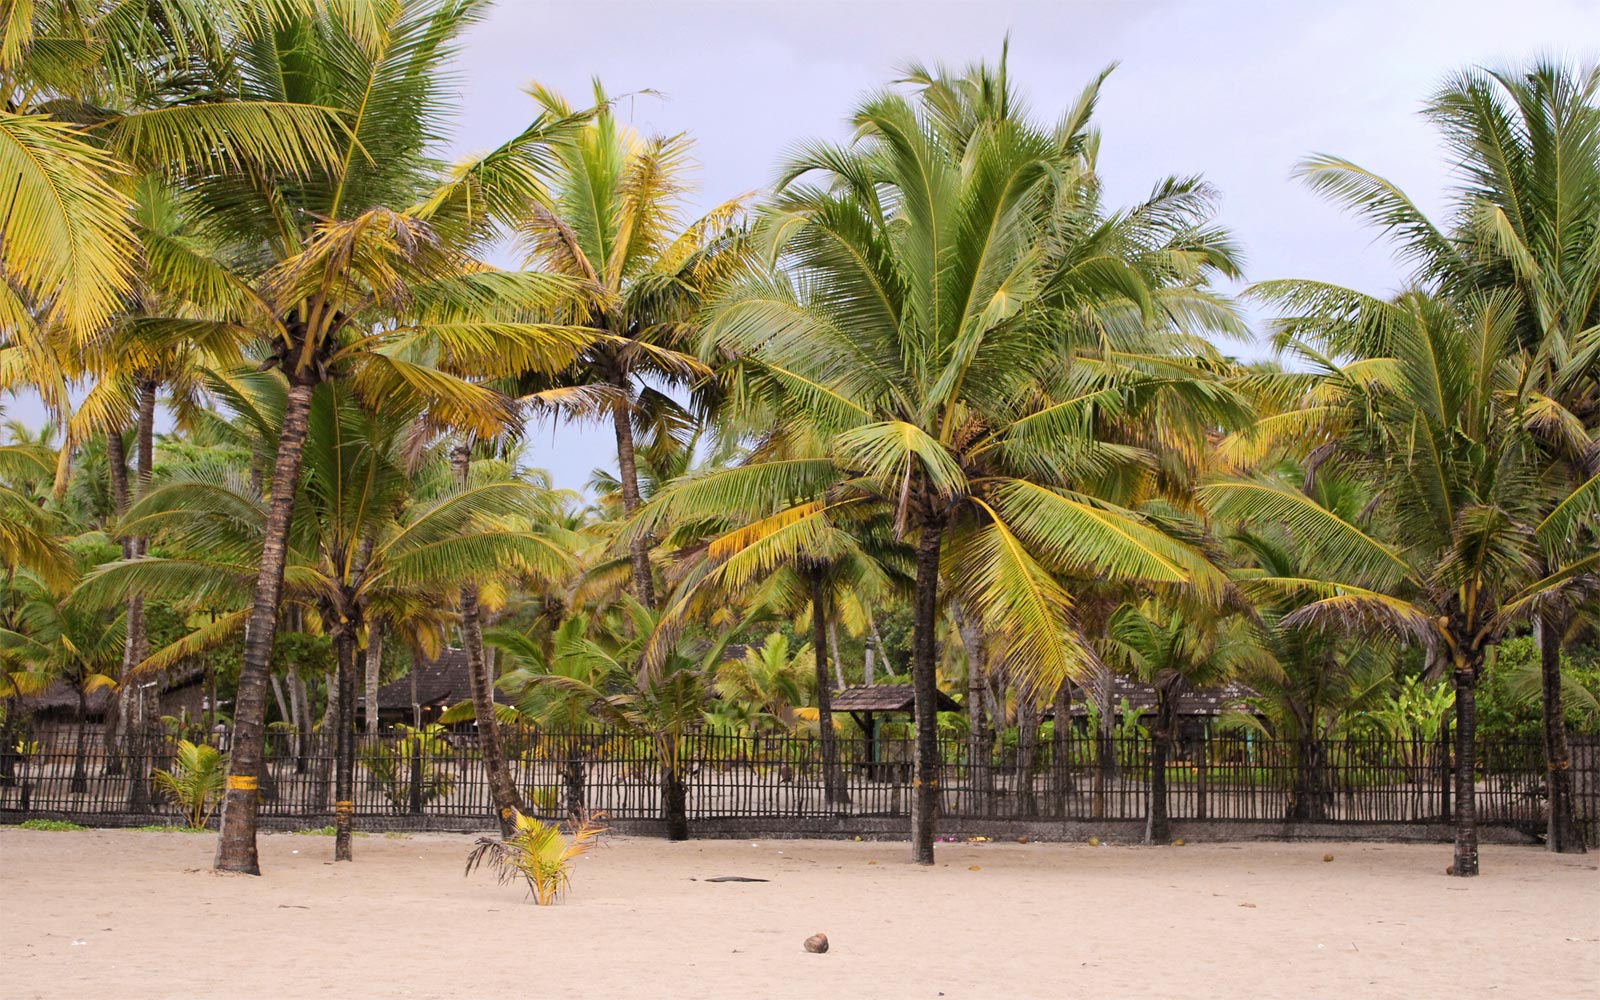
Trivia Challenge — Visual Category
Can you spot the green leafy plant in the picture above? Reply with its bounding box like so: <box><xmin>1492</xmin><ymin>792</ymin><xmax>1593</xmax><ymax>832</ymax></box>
<box><xmin>465</xmin><ymin>809</ymin><xmax>606</xmax><ymax>905</ymax></box>
<box><xmin>17</xmin><ymin>819</ymin><xmax>87</xmax><ymax>831</ymax></box>
<box><xmin>358</xmin><ymin>724</ymin><xmax>457</xmax><ymax>811</ymax></box>
<box><xmin>153</xmin><ymin>740</ymin><xmax>226</xmax><ymax>830</ymax></box>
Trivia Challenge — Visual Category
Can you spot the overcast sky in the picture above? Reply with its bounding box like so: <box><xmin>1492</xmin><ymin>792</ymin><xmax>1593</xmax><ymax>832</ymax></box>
<box><xmin>6</xmin><ymin>0</ymin><xmax>1596</xmax><ymax>491</ymax></box>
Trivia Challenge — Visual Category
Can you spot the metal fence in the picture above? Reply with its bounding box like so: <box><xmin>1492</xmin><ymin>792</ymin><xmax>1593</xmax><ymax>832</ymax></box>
<box><xmin>2</xmin><ymin>727</ymin><xmax>1595</xmax><ymax>835</ymax></box>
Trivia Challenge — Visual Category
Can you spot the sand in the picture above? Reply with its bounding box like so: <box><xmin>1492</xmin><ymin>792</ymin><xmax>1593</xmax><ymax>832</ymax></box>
<box><xmin>2</xmin><ymin>828</ymin><xmax>1596</xmax><ymax>1000</ymax></box>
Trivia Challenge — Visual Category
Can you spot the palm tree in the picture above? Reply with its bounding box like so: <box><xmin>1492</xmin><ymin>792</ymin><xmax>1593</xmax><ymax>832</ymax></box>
<box><xmin>1225</xmin><ymin>516</ymin><xmax>1396</xmax><ymax>820</ymax></box>
<box><xmin>0</xmin><ymin>572</ymin><xmax>122</xmax><ymax>793</ymax></box>
<box><xmin>1291</xmin><ymin>59</ymin><xmax>1600</xmax><ymax>852</ymax></box>
<box><xmin>636</xmin><ymin>54</ymin><xmax>1238</xmax><ymax>862</ymax></box>
<box><xmin>75</xmin><ymin>384</ymin><xmax>574</xmax><ymax>855</ymax></box>
<box><xmin>511</xmin><ymin>82</ymin><xmax>751</xmax><ymax>609</ymax></box>
<box><xmin>1105</xmin><ymin>599</ymin><xmax>1269</xmax><ymax>843</ymax></box>
<box><xmin>184</xmin><ymin>0</ymin><xmax>598</xmax><ymax>874</ymax></box>
<box><xmin>1206</xmin><ymin>289</ymin><xmax>1595</xmax><ymax>876</ymax></box>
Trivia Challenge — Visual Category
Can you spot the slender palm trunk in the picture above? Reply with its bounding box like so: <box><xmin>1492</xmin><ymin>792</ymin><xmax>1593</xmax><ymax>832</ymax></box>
<box><xmin>71</xmin><ymin>688</ymin><xmax>89</xmax><ymax>794</ymax></box>
<box><xmin>909</xmin><ymin>515</ymin><xmax>944</xmax><ymax>865</ymax></box>
<box><xmin>452</xmin><ymin>444</ymin><xmax>522</xmax><ymax>838</ymax></box>
<box><xmin>954</xmin><ymin>603</ymin><xmax>995</xmax><ymax>816</ymax></box>
<box><xmin>828</xmin><ymin>624</ymin><xmax>846</xmax><ymax>690</ymax></box>
<box><xmin>1052</xmin><ymin>680</ymin><xmax>1071</xmax><ymax>813</ymax></box>
<box><xmin>215</xmin><ymin>378</ymin><xmax>316</xmax><ymax>874</ymax></box>
<box><xmin>105</xmin><ymin>430</ymin><xmax>133</xmax><ymax>776</ymax></box>
<box><xmin>1092</xmin><ymin>666</ymin><xmax>1114</xmax><ymax>819</ymax></box>
<box><xmin>1146</xmin><ymin>686</ymin><xmax>1176</xmax><ymax>844</ymax></box>
<box><xmin>1016</xmin><ymin>698</ymin><xmax>1039</xmax><ymax>817</ymax></box>
<box><xmin>364</xmin><ymin>620</ymin><xmax>383</xmax><ymax>736</ymax></box>
<box><xmin>810</xmin><ymin>567</ymin><xmax>847</xmax><ymax>807</ymax></box>
<box><xmin>333</xmin><ymin>623</ymin><xmax>357</xmax><ymax>862</ymax></box>
<box><xmin>608</xmin><ymin>380</ymin><xmax>656</xmax><ymax>609</ymax></box>
<box><xmin>120</xmin><ymin>382</ymin><xmax>158</xmax><ymax>801</ymax></box>
<box><xmin>1451</xmin><ymin>663</ymin><xmax>1480</xmax><ymax>877</ymax></box>
<box><xmin>1537</xmin><ymin>612</ymin><xmax>1585</xmax><ymax>853</ymax></box>
<box><xmin>661</xmin><ymin>763</ymin><xmax>689</xmax><ymax>841</ymax></box>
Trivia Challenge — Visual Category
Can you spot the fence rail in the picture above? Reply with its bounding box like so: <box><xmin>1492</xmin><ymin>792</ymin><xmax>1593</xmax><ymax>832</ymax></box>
<box><xmin>2</xmin><ymin>728</ymin><xmax>1595</xmax><ymax>836</ymax></box>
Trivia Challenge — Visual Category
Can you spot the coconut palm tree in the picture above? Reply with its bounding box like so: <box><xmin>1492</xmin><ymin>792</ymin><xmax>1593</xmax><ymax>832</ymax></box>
<box><xmin>511</xmin><ymin>81</ymin><xmax>752</xmax><ymax>609</ymax></box>
<box><xmin>634</xmin><ymin>54</ymin><xmax>1239</xmax><ymax>863</ymax></box>
<box><xmin>1292</xmin><ymin>59</ymin><xmax>1600</xmax><ymax>852</ymax></box>
<box><xmin>1105</xmin><ymin>599</ymin><xmax>1270</xmax><ymax>843</ymax></box>
<box><xmin>1205</xmin><ymin>289</ymin><xmax>1596</xmax><ymax>876</ymax></box>
<box><xmin>0</xmin><ymin>571</ymin><xmax>122</xmax><ymax>793</ymax></box>
<box><xmin>74</xmin><ymin>384</ymin><xmax>574</xmax><ymax>855</ymax></box>
<box><xmin>182</xmin><ymin>0</ymin><xmax>600</xmax><ymax>874</ymax></box>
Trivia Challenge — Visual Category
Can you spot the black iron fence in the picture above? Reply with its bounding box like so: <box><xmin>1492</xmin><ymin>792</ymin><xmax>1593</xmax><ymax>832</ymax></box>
<box><xmin>2</xmin><ymin>727</ymin><xmax>1595</xmax><ymax>835</ymax></box>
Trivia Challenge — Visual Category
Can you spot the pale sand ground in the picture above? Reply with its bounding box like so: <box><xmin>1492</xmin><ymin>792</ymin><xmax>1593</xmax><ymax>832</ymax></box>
<box><xmin>2</xmin><ymin>829</ymin><xmax>1597</xmax><ymax>1000</ymax></box>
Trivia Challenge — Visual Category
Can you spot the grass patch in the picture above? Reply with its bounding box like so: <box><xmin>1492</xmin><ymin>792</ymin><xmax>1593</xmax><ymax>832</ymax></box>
<box><xmin>129</xmin><ymin>824</ymin><xmax>210</xmax><ymax>833</ymax></box>
<box><xmin>291</xmin><ymin>825</ymin><xmax>368</xmax><ymax>837</ymax></box>
<box><xmin>17</xmin><ymin>819</ymin><xmax>86</xmax><ymax>831</ymax></box>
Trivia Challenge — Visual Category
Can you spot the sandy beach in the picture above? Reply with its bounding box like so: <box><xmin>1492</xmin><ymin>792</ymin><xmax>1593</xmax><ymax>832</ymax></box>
<box><xmin>1</xmin><ymin>828</ymin><xmax>1596</xmax><ymax>1000</ymax></box>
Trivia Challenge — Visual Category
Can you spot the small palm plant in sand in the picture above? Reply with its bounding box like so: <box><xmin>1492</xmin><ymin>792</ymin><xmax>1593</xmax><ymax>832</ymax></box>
<box><xmin>465</xmin><ymin>810</ymin><xmax>606</xmax><ymax>905</ymax></box>
<box><xmin>153</xmin><ymin>741</ymin><xmax>225</xmax><ymax>830</ymax></box>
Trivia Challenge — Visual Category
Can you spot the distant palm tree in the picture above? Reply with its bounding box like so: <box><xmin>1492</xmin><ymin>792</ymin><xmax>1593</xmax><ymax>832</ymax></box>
<box><xmin>1105</xmin><ymin>599</ymin><xmax>1269</xmax><ymax>843</ymax></box>
<box><xmin>511</xmin><ymin>82</ymin><xmax>752</xmax><ymax>609</ymax></box>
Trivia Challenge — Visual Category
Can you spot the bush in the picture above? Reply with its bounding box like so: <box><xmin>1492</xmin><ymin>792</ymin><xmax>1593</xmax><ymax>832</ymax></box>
<box><xmin>153</xmin><ymin>740</ymin><xmax>225</xmax><ymax>829</ymax></box>
<box><xmin>18</xmin><ymin>819</ymin><xmax>85</xmax><ymax>831</ymax></box>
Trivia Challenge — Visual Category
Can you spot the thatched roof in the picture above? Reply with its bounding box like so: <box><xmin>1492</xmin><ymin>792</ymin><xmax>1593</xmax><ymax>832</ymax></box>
<box><xmin>368</xmin><ymin>649</ymin><xmax>511</xmax><ymax>713</ymax></box>
<box><xmin>832</xmin><ymin>684</ymin><xmax>962</xmax><ymax>715</ymax></box>
<box><xmin>1060</xmin><ymin>676</ymin><xmax>1259</xmax><ymax>718</ymax></box>
<box><xmin>14</xmin><ymin>681</ymin><xmax>116</xmax><ymax>718</ymax></box>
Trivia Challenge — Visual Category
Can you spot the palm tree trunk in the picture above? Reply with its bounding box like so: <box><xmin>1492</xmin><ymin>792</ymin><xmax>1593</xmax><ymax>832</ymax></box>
<box><xmin>909</xmin><ymin>515</ymin><xmax>944</xmax><ymax>865</ymax></box>
<box><xmin>1451</xmin><ymin>663</ymin><xmax>1480</xmax><ymax>877</ymax></box>
<box><xmin>1016</xmin><ymin>697</ymin><xmax>1039</xmax><ymax>817</ymax></box>
<box><xmin>954</xmin><ymin>603</ymin><xmax>995</xmax><ymax>816</ymax></box>
<box><xmin>452</xmin><ymin>443</ymin><xmax>523</xmax><ymax>838</ymax></box>
<box><xmin>333</xmin><ymin>624</ymin><xmax>357</xmax><ymax>862</ymax></box>
<box><xmin>1092</xmin><ymin>666</ymin><xmax>1114</xmax><ymax>819</ymax></box>
<box><xmin>828</xmin><ymin>623</ymin><xmax>846</xmax><ymax>690</ymax></box>
<box><xmin>215</xmin><ymin>378</ymin><xmax>316</xmax><ymax>875</ymax></box>
<box><xmin>104</xmin><ymin>430</ymin><xmax>133</xmax><ymax>774</ymax></box>
<box><xmin>1146</xmin><ymin>689</ymin><xmax>1175</xmax><ymax>844</ymax></box>
<box><xmin>364</xmin><ymin>620</ymin><xmax>383</xmax><ymax>736</ymax></box>
<box><xmin>1537</xmin><ymin>611</ymin><xmax>1585</xmax><ymax>853</ymax></box>
<box><xmin>810</xmin><ymin>567</ymin><xmax>847</xmax><ymax>807</ymax></box>
<box><xmin>1052</xmin><ymin>680</ymin><xmax>1071</xmax><ymax>814</ymax></box>
<box><xmin>608</xmin><ymin>379</ymin><xmax>656</xmax><ymax>609</ymax></box>
<box><xmin>661</xmin><ymin>764</ymin><xmax>689</xmax><ymax>841</ymax></box>
<box><xmin>71</xmin><ymin>688</ymin><xmax>89</xmax><ymax>794</ymax></box>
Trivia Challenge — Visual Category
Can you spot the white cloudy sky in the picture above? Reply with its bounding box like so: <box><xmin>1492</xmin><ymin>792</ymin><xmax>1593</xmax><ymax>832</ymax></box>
<box><xmin>7</xmin><ymin>0</ymin><xmax>1596</xmax><ymax>491</ymax></box>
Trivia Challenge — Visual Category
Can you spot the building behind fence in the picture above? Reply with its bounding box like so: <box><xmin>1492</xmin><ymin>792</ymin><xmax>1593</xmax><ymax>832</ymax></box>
<box><xmin>2</xmin><ymin>728</ymin><xmax>1595</xmax><ymax>841</ymax></box>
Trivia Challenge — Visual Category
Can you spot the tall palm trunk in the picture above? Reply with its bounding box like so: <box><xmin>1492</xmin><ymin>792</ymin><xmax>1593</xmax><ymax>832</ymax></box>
<box><xmin>215</xmin><ymin>378</ymin><xmax>316</xmax><ymax>874</ymax></box>
<box><xmin>608</xmin><ymin>379</ymin><xmax>656</xmax><ymax>608</ymax></box>
<box><xmin>1451</xmin><ymin>661</ymin><xmax>1481</xmax><ymax>877</ymax></box>
<box><xmin>452</xmin><ymin>443</ymin><xmax>522</xmax><ymax>838</ymax></box>
<box><xmin>333</xmin><ymin>622</ymin><xmax>357</xmax><ymax>862</ymax></box>
<box><xmin>120</xmin><ymin>381</ymin><xmax>158</xmax><ymax>802</ymax></box>
<box><xmin>1537</xmin><ymin>611</ymin><xmax>1585</xmax><ymax>853</ymax></box>
<box><xmin>909</xmin><ymin>515</ymin><xmax>944</xmax><ymax>865</ymax></box>
<box><xmin>809</xmin><ymin>567</ymin><xmax>847</xmax><ymax>807</ymax></box>
<box><xmin>364</xmin><ymin>619</ymin><xmax>383</xmax><ymax>735</ymax></box>
<box><xmin>105</xmin><ymin>430</ymin><xmax>133</xmax><ymax>776</ymax></box>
